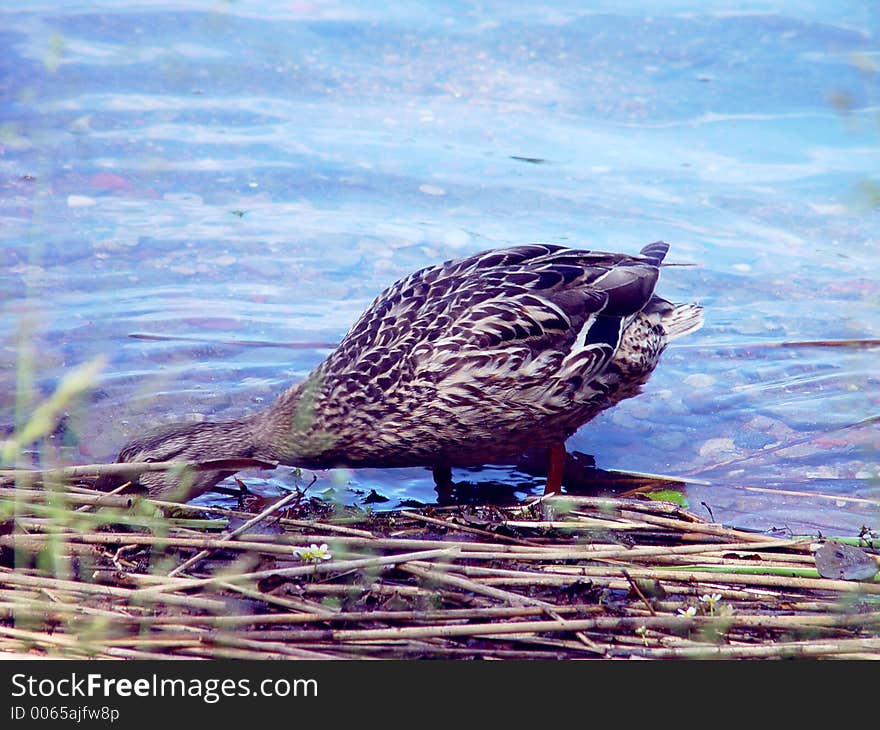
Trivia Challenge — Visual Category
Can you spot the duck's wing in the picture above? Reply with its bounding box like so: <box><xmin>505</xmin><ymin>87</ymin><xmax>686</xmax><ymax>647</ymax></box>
<box><xmin>404</xmin><ymin>243</ymin><xmax>664</xmax><ymax>388</ymax></box>
<box><xmin>325</xmin><ymin>243</ymin><xmax>667</xmax><ymax>399</ymax></box>
<box><xmin>336</xmin><ymin>244</ymin><xmax>567</xmax><ymax>351</ymax></box>
<box><xmin>340</xmin><ymin>242</ymin><xmax>666</xmax><ymax>350</ymax></box>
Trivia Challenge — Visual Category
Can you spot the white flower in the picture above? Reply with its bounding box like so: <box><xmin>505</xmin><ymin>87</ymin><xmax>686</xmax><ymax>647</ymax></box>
<box><xmin>699</xmin><ymin>593</ymin><xmax>723</xmax><ymax>614</ymax></box>
<box><xmin>294</xmin><ymin>543</ymin><xmax>332</xmax><ymax>562</ymax></box>
<box><xmin>677</xmin><ymin>606</ymin><xmax>697</xmax><ymax>617</ymax></box>
<box><xmin>635</xmin><ymin>625</ymin><xmax>649</xmax><ymax>646</ymax></box>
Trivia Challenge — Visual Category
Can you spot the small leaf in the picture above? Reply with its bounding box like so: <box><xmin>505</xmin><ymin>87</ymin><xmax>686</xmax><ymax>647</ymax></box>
<box><xmin>644</xmin><ymin>489</ymin><xmax>688</xmax><ymax>507</ymax></box>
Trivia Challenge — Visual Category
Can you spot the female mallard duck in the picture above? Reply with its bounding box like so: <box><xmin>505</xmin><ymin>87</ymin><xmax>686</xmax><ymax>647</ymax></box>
<box><xmin>102</xmin><ymin>241</ymin><xmax>702</xmax><ymax>501</ymax></box>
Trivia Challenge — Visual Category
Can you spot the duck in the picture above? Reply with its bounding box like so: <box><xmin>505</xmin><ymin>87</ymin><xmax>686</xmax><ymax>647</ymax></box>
<box><xmin>98</xmin><ymin>241</ymin><xmax>702</xmax><ymax>501</ymax></box>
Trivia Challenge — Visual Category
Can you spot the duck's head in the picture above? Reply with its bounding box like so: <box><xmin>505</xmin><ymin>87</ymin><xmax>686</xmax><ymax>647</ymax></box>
<box><xmin>95</xmin><ymin>420</ymin><xmax>254</xmax><ymax>501</ymax></box>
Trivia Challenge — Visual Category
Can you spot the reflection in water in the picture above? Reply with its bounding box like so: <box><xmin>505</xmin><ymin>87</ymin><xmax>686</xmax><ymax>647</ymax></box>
<box><xmin>1</xmin><ymin>2</ymin><xmax>878</xmax><ymax>534</ymax></box>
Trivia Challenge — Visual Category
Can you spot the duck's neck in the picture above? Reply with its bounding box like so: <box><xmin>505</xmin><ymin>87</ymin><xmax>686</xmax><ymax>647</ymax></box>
<box><xmin>251</xmin><ymin>375</ymin><xmax>340</xmax><ymax>466</ymax></box>
<box><xmin>180</xmin><ymin>416</ymin><xmax>265</xmax><ymax>461</ymax></box>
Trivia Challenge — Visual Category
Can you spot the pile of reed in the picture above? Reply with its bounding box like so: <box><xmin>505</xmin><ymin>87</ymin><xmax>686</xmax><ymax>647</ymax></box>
<box><xmin>0</xmin><ymin>466</ymin><xmax>878</xmax><ymax>659</ymax></box>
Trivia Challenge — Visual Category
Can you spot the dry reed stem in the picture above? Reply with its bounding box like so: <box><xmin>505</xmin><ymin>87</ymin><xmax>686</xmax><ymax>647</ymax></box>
<box><xmin>502</xmin><ymin>518</ymin><xmax>660</xmax><ymax>531</ymax></box>
<box><xmin>724</xmin><ymin>484</ymin><xmax>880</xmax><ymax>508</ymax></box>
<box><xmin>543</xmin><ymin>565</ymin><xmax>880</xmax><ymax>593</ymax></box>
<box><xmin>167</xmin><ymin>487</ymin><xmax>306</xmax><ymax>577</ymax></box>
<box><xmin>146</xmin><ymin>499</ymin><xmax>376</xmax><ymax>537</ymax></box>
<box><xmin>0</xmin><ymin>533</ymin><xmax>308</xmax><ymax>557</ymax></box>
<box><xmin>0</xmin><ymin>487</ymin><xmax>135</xmax><ymax>509</ymax></box>
<box><xmin>615</xmin><ymin>509</ymin><xmax>786</xmax><ymax>544</ymax></box>
<box><xmin>261</xmin><ymin>610</ymin><xmax>880</xmax><ymax>644</ymax></box>
<box><xmin>0</xmin><ymin>568</ymin><xmax>226</xmax><ymax>611</ymax></box>
<box><xmin>214</xmin><ymin>580</ymin><xmax>332</xmax><ymax>614</ymax></box>
<box><xmin>400</xmin><ymin>562</ymin><xmax>556</xmax><ymax>608</ymax></box>
<box><xmin>0</xmin><ymin>458</ymin><xmax>277</xmax><ymax>483</ymax></box>
<box><xmin>530</xmin><ymin>494</ymin><xmax>684</xmax><ymax>513</ymax></box>
<box><xmin>397</xmin><ymin>510</ymin><xmax>543</xmax><ymax>546</ymax></box>
<box><xmin>219</xmin><ymin>605</ymin><xmax>595</xmax><ymax>631</ymax></box>
<box><xmin>3</xmin><ymin>479</ymin><xmax>877</xmax><ymax>659</ymax></box>
<box><xmin>135</xmin><ymin>546</ymin><xmax>459</xmax><ymax>595</ymax></box>
<box><xmin>617</xmin><ymin>637</ymin><xmax>880</xmax><ymax>659</ymax></box>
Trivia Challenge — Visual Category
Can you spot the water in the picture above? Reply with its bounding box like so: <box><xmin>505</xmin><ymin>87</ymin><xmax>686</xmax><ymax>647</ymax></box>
<box><xmin>2</xmin><ymin>1</ymin><xmax>878</xmax><ymax>535</ymax></box>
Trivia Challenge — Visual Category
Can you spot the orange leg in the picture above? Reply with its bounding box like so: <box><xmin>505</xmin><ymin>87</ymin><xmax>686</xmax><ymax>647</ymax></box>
<box><xmin>544</xmin><ymin>442</ymin><xmax>566</xmax><ymax>494</ymax></box>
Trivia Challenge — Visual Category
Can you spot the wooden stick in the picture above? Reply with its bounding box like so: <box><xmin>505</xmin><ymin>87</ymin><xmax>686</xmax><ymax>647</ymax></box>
<box><xmin>400</xmin><ymin>562</ymin><xmax>556</xmax><ymax>608</ymax></box>
<box><xmin>75</xmin><ymin>482</ymin><xmax>133</xmax><ymax>512</ymax></box>
<box><xmin>501</xmin><ymin>518</ymin><xmax>659</xmax><ymax>531</ymax></box>
<box><xmin>621</xmin><ymin>569</ymin><xmax>657</xmax><ymax>616</ymax></box>
<box><xmin>718</xmin><ymin>484</ymin><xmax>880</xmax><ymax>508</ymax></box>
<box><xmin>0</xmin><ymin>568</ymin><xmax>226</xmax><ymax>611</ymax></box>
<box><xmin>0</xmin><ymin>457</ymin><xmax>278</xmax><ymax>481</ymax></box>
<box><xmin>617</xmin><ymin>510</ymin><xmax>791</xmax><ymax>544</ymax></box>
<box><xmin>146</xmin><ymin>500</ymin><xmax>376</xmax><ymax>538</ymax></box>
<box><xmin>226</xmin><ymin>604</ymin><xmax>595</xmax><ymax>630</ymax></box>
<box><xmin>136</xmin><ymin>547</ymin><xmax>460</xmax><ymax>595</ymax></box>
<box><xmin>397</xmin><ymin>510</ymin><xmax>542</xmax><ymax>546</ymax></box>
<box><xmin>167</xmin><ymin>488</ymin><xmax>305</xmax><ymax>577</ymax></box>
<box><xmin>0</xmin><ymin>487</ymin><xmax>134</xmax><ymax>509</ymax></box>
<box><xmin>214</xmin><ymin>581</ymin><xmax>332</xmax><ymax>615</ymax></box>
<box><xmin>268</xmin><ymin>610</ymin><xmax>880</xmax><ymax>644</ymax></box>
<box><xmin>542</xmin><ymin>565</ymin><xmax>880</xmax><ymax>593</ymax></box>
<box><xmin>615</xmin><ymin>637</ymin><xmax>880</xmax><ymax>660</ymax></box>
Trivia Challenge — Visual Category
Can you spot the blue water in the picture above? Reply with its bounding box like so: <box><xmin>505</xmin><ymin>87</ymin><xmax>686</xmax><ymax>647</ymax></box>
<box><xmin>2</xmin><ymin>1</ymin><xmax>878</xmax><ymax>534</ymax></box>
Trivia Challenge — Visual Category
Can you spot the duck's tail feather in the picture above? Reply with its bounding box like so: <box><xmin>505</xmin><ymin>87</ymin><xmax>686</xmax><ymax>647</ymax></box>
<box><xmin>639</xmin><ymin>241</ymin><xmax>669</xmax><ymax>266</ymax></box>
<box><xmin>662</xmin><ymin>303</ymin><xmax>704</xmax><ymax>340</ymax></box>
